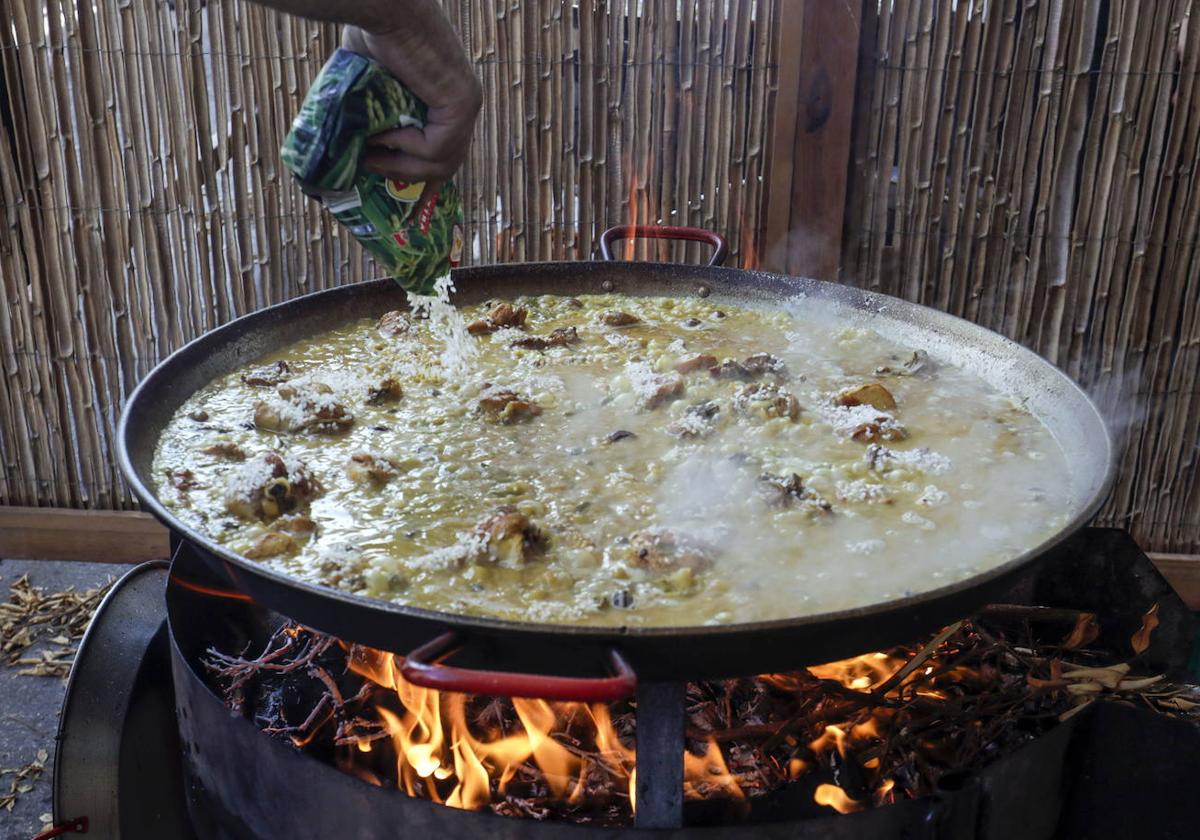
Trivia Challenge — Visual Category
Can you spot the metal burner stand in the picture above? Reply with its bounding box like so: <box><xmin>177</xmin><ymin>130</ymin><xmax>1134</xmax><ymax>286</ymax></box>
<box><xmin>50</xmin><ymin>528</ymin><xmax>1200</xmax><ymax>839</ymax></box>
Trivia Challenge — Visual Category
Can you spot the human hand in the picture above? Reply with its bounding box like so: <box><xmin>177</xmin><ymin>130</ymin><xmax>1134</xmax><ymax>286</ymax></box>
<box><xmin>343</xmin><ymin>18</ymin><xmax>482</xmax><ymax>184</ymax></box>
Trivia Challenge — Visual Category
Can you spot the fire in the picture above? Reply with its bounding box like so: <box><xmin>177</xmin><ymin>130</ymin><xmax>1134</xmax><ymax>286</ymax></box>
<box><xmin>815</xmin><ymin>783</ymin><xmax>863</xmax><ymax>814</ymax></box>
<box><xmin>170</xmin><ymin>575</ymin><xmax>255</xmax><ymax>602</ymax></box>
<box><xmin>337</xmin><ymin>643</ymin><xmax>930</xmax><ymax>819</ymax></box>
<box><xmin>807</xmin><ymin>651</ymin><xmax>905</xmax><ymax>690</ymax></box>
<box><xmin>626</xmin><ymin>164</ymin><xmax>640</xmax><ymax>261</ymax></box>
<box><xmin>345</xmin><ymin>645</ymin><xmax>741</xmax><ymax>816</ymax></box>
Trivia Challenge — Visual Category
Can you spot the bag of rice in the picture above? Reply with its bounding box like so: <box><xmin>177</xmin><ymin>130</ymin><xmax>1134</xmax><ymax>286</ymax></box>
<box><xmin>282</xmin><ymin>48</ymin><xmax>464</xmax><ymax>294</ymax></box>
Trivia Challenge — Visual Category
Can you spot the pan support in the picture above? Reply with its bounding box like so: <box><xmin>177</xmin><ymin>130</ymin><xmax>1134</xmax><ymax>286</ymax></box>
<box><xmin>634</xmin><ymin>681</ymin><xmax>686</xmax><ymax>828</ymax></box>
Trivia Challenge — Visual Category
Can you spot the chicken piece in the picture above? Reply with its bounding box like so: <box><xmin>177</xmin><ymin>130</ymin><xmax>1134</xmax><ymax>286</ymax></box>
<box><xmin>275</xmin><ymin>514</ymin><xmax>317</xmax><ymax>534</ymax></box>
<box><xmin>626</xmin><ymin>362</ymin><xmax>685</xmax><ymax>410</ymax></box>
<box><xmin>241</xmin><ymin>360</ymin><xmax>291</xmax><ymax>387</ymax></box>
<box><xmin>166</xmin><ymin>468</ymin><xmax>199</xmax><ymax>492</ymax></box>
<box><xmin>468</xmin><ymin>302</ymin><xmax>529</xmax><ymax>335</ymax></box>
<box><xmin>254</xmin><ymin>382</ymin><xmax>354</xmax><ymax>433</ymax></box>
<box><xmin>488</xmin><ymin>302</ymin><xmax>527</xmax><ymax>329</ymax></box>
<box><xmin>709</xmin><ymin>359</ymin><xmax>755</xmax><ymax>381</ymax></box>
<box><xmin>366</xmin><ymin>377</ymin><xmax>403</xmax><ymax>405</ymax></box>
<box><xmin>742</xmin><ymin>353</ymin><xmax>790</xmax><ymax>380</ymax></box>
<box><xmin>510</xmin><ymin>326</ymin><xmax>580</xmax><ymax>350</ymax></box>
<box><xmin>757</xmin><ymin>473</ymin><xmax>833</xmax><ymax>515</ymax></box>
<box><xmin>599</xmin><ymin>310</ymin><xmax>640</xmax><ymax>327</ymax></box>
<box><xmin>851</xmin><ymin>419</ymin><xmax>910</xmax><ymax>444</ymax></box>
<box><xmin>674</xmin><ymin>353</ymin><xmax>719</xmax><ymax>374</ymax></box>
<box><xmin>837</xmin><ymin>382</ymin><xmax>898</xmax><ymax>411</ymax></box>
<box><xmin>666</xmin><ymin>401</ymin><xmax>720</xmax><ymax>439</ymax></box>
<box><xmin>875</xmin><ymin>350</ymin><xmax>933</xmax><ymax>377</ymax></box>
<box><xmin>243</xmin><ymin>531</ymin><xmax>297</xmax><ymax>560</ymax></box>
<box><xmin>376</xmin><ymin>310</ymin><xmax>411</xmax><ymax>337</ymax></box>
<box><xmin>224</xmin><ymin>452</ymin><xmax>319</xmax><ymax>522</ymax></box>
<box><xmin>346</xmin><ymin>452</ymin><xmax>403</xmax><ymax>486</ymax></box>
<box><xmin>733</xmin><ymin>384</ymin><xmax>801</xmax><ymax>421</ymax></box>
<box><xmin>316</xmin><ymin>545</ymin><xmax>368</xmax><ymax>589</ymax></box>
<box><xmin>478</xmin><ymin>388</ymin><xmax>543</xmax><ymax>423</ymax></box>
<box><xmin>644</xmin><ymin>376</ymin><xmax>685</xmax><ymax>409</ymax></box>
<box><xmin>201</xmin><ymin>441</ymin><xmax>247</xmax><ymax>460</ymax></box>
<box><xmin>475</xmin><ymin>505</ymin><xmax>548</xmax><ymax>567</ymax></box>
<box><xmin>627</xmin><ymin>529</ymin><xmax>715</xmax><ymax>573</ymax></box>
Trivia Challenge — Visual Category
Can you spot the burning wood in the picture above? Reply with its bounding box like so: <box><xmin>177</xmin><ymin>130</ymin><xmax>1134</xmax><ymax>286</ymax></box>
<box><xmin>201</xmin><ymin>603</ymin><xmax>1199</xmax><ymax>826</ymax></box>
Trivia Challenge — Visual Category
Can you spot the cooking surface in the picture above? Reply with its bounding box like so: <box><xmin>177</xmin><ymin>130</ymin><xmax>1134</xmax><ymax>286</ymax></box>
<box><xmin>151</xmin><ymin>293</ymin><xmax>1073</xmax><ymax>628</ymax></box>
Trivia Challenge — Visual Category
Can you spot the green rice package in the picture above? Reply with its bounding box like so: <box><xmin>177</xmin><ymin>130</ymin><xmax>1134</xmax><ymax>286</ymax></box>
<box><xmin>282</xmin><ymin>48</ymin><xmax>464</xmax><ymax>295</ymax></box>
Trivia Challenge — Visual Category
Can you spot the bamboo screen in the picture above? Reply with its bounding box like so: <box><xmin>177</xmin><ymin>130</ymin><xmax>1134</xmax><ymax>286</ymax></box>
<box><xmin>842</xmin><ymin>0</ymin><xmax>1200</xmax><ymax>553</ymax></box>
<box><xmin>0</xmin><ymin>0</ymin><xmax>779</xmax><ymax>511</ymax></box>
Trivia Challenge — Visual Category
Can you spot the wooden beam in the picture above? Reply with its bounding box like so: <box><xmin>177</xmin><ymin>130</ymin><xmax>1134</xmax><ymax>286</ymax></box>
<box><xmin>1149</xmin><ymin>552</ymin><xmax>1200</xmax><ymax>612</ymax></box>
<box><xmin>784</xmin><ymin>0</ymin><xmax>863</xmax><ymax>279</ymax></box>
<box><xmin>0</xmin><ymin>507</ymin><xmax>169</xmax><ymax>564</ymax></box>
<box><xmin>762</xmin><ymin>0</ymin><xmax>806</xmax><ymax>271</ymax></box>
<box><xmin>761</xmin><ymin>0</ymin><xmax>865</xmax><ymax>278</ymax></box>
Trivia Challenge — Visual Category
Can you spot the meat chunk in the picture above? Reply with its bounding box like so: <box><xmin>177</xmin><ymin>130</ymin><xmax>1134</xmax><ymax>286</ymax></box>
<box><xmin>225</xmin><ymin>452</ymin><xmax>319</xmax><ymax>522</ymax></box>
<box><xmin>510</xmin><ymin>326</ymin><xmax>580</xmax><ymax>350</ymax></box>
<box><xmin>488</xmin><ymin>303</ymin><xmax>528</xmax><ymax>329</ymax></box>
<box><xmin>243</xmin><ymin>531</ymin><xmax>297</xmax><ymax>560</ymax></box>
<box><xmin>468</xmin><ymin>302</ymin><xmax>529</xmax><ymax>335</ymax></box>
<box><xmin>366</xmin><ymin>377</ymin><xmax>403</xmax><ymax>405</ymax></box>
<box><xmin>627</xmin><ymin>362</ymin><xmax>685</xmax><ymax>410</ymax></box>
<box><xmin>674</xmin><ymin>353</ymin><xmax>719</xmax><ymax>374</ymax></box>
<box><xmin>837</xmin><ymin>382</ymin><xmax>898</xmax><ymax>411</ymax></box>
<box><xmin>376</xmin><ymin>311</ymin><xmax>411</xmax><ymax>337</ymax></box>
<box><xmin>475</xmin><ymin>505</ymin><xmax>548</xmax><ymax>567</ymax></box>
<box><xmin>757</xmin><ymin>473</ymin><xmax>832</xmax><ymax>515</ymax></box>
<box><xmin>709</xmin><ymin>359</ymin><xmax>755</xmax><ymax>382</ymax></box>
<box><xmin>711</xmin><ymin>353</ymin><xmax>790</xmax><ymax>382</ymax></box>
<box><xmin>626</xmin><ymin>529</ymin><xmax>715</xmax><ymax>573</ymax></box>
<box><xmin>254</xmin><ymin>382</ymin><xmax>354</xmax><ymax>433</ymax></box>
<box><xmin>851</xmin><ymin>418</ymin><xmax>909</xmax><ymax>444</ymax></box>
<box><xmin>733</xmin><ymin>384</ymin><xmax>801</xmax><ymax>421</ymax></box>
<box><xmin>166</xmin><ymin>468</ymin><xmax>199</xmax><ymax>492</ymax></box>
<box><xmin>241</xmin><ymin>360</ymin><xmax>291</xmax><ymax>387</ymax></box>
<box><xmin>346</xmin><ymin>452</ymin><xmax>403</xmax><ymax>486</ymax></box>
<box><xmin>275</xmin><ymin>514</ymin><xmax>317</xmax><ymax>534</ymax></box>
<box><xmin>478</xmin><ymin>388</ymin><xmax>543</xmax><ymax>423</ymax></box>
<box><xmin>666</xmin><ymin>400</ymin><xmax>720</xmax><ymax>439</ymax></box>
<box><xmin>742</xmin><ymin>353</ymin><xmax>790</xmax><ymax>380</ymax></box>
<box><xmin>599</xmin><ymin>310</ymin><xmax>640</xmax><ymax>327</ymax></box>
<box><xmin>201</xmin><ymin>441</ymin><xmax>247</xmax><ymax>461</ymax></box>
<box><xmin>875</xmin><ymin>350</ymin><xmax>933</xmax><ymax>377</ymax></box>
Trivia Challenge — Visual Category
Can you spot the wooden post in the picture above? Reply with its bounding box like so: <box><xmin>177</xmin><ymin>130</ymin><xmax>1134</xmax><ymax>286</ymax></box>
<box><xmin>762</xmin><ymin>0</ymin><xmax>863</xmax><ymax>279</ymax></box>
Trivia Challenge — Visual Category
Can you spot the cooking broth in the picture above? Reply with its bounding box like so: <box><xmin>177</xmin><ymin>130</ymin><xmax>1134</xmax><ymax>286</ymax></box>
<box><xmin>152</xmin><ymin>293</ymin><xmax>1075</xmax><ymax>627</ymax></box>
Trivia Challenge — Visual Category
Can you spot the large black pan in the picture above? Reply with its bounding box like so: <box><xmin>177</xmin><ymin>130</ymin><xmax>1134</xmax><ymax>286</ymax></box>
<box><xmin>118</xmin><ymin>226</ymin><xmax>1114</xmax><ymax>697</ymax></box>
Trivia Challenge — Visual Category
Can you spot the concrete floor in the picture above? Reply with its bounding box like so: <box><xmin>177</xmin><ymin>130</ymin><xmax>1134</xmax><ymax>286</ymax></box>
<box><xmin>0</xmin><ymin>559</ymin><xmax>129</xmax><ymax>840</ymax></box>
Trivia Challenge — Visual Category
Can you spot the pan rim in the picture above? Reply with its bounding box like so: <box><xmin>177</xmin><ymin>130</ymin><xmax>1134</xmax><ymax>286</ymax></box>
<box><xmin>117</xmin><ymin>262</ymin><xmax>1117</xmax><ymax>643</ymax></box>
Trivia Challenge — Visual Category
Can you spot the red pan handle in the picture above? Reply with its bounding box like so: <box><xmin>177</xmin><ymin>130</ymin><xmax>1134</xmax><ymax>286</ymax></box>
<box><xmin>600</xmin><ymin>224</ymin><xmax>729</xmax><ymax>266</ymax></box>
<box><xmin>399</xmin><ymin>632</ymin><xmax>637</xmax><ymax>701</ymax></box>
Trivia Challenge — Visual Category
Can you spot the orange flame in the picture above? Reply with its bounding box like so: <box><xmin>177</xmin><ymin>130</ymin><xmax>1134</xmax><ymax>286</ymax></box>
<box><xmin>330</xmin><ymin>638</ymin><xmax>977</xmax><ymax>819</ymax></box>
<box><xmin>345</xmin><ymin>646</ymin><xmax>742</xmax><ymax>815</ymax></box>
<box><xmin>739</xmin><ymin>216</ymin><xmax>760</xmax><ymax>270</ymax></box>
<box><xmin>171</xmin><ymin>576</ymin><xmax>255</xmax><ymax>602</ymax></box>
<box><xmin>626</xmin><ymin>166</ymin><xmax>640</xmax><ymax>261</ymax></box>
<box><xmin>815</xmin><ymin>783</ymin><xmax>863</xmax><ymax>814</ymax></box>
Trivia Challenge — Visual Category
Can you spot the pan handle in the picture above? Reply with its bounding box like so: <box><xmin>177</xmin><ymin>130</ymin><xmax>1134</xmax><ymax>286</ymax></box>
<box><xmin>599</xmin><ymin>224</ymin><xmax>729</xmax><ymax>266</ymax></box>
<box><xmin>399</xmin><ymin>632</ymin><xmax>638</xmax><ymax>701</ymax></box>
